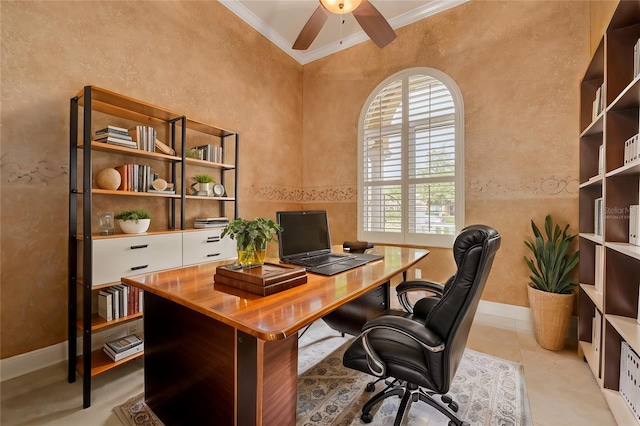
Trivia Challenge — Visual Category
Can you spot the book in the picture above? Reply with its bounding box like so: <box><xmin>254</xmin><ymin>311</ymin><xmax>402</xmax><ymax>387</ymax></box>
<box><xmin>98</xmin><ymin>290</ymin><xmax>113</xmax><ymax>322</ymax></box>
<box><xmin>630</xmin><ymin>205</ymin><xmax>639</xmax><ymax>245</ymax></box>
<box><xmin>103</xmin><ymin>341</ymin><xmax>144</xmax><ymax>362</ymax></box>
<box><xmin>95</xmin><ymin>136</ymin><xmax>137</xmax><ymax>148</ymax></box>
<box><xmin>155</xmin><ymin>138</ymin><xmax>175</xmax><ymax>156</ymax></box>
<box><xmin>594</xmin><ymin>245</ymin><xmax>603</xmax><ymax>294</ymax></box>
<box><xmin>106</xmin><ymin>287</ymin><xmax>120</xmax><ymax>319</ymax></box>
<box><xmin>105</xmin><ymin>334</ymin><xmax>143</xmax><ymax>353</ymax></box>
<box><xmin>215</xmin><ymin>263</ymin><xmax>306</xmax><ymax>287</ymax></box>
<box><xmin>214</xmin><ymin>273</ymin><xmax>307</xmax><ymax>296</ymax></box>
<box><xmin>96</xmin><ymin>125</ymin><xmax>128</xmax><ymax>135</ymax></box>
<box><xmin>594</xmin><ymin>198</ymin><xmax>603</xmax><ymax>236</ymax></box>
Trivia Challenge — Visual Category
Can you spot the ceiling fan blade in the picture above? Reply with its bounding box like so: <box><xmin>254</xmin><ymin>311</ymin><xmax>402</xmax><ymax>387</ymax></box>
<box><xmin>352</xmin><ymin>0</ymin><xmax>396</xmax><ymax>48</ymax></box>
<box><xmin>293</xmin><ymin>5</ymin><xmax>329</xmax><ymax>50</ymax></box>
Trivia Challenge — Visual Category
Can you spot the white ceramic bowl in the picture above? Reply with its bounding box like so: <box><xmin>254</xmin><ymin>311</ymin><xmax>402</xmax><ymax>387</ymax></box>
<box><xmin>118</xmin><ymin>218</ymin><xmax>150</xmax><ymax>234</ymax></box>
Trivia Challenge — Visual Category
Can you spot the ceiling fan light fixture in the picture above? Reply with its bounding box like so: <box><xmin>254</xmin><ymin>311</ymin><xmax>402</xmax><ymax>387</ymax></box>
<box><xmin>319</xmin><ymin>0</ymin><xmax>363</xmax><ymax>15</ymax></box>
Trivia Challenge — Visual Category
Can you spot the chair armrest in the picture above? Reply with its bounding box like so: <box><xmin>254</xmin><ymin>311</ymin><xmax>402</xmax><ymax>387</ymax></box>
<box><xmin>396</xmin><ymin>280</ymin><xmax>445</xmax><ymax>313</ymax></box>
<box><xmin>360</xmin><ymin>314</ymin><xmax>445</xmax><ymax>377</ymax></box>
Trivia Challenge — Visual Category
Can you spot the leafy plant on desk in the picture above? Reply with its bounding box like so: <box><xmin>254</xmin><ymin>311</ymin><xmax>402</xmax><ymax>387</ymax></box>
<box><xmin>114</xmin><ymin>209</ymin><xmax>153</xmax><ymax>223</ymax></box>
<box><xmin>221</xmin><ymin>217</ymin><xmax>283</xmax><ymax>265</ymax></box>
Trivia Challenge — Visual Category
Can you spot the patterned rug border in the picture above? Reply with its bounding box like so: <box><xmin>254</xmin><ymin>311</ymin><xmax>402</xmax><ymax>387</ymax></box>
<box><xmin>114</xmin><ymin>344</ymin><xmax>531</xmax><ymax>426</ymax></box>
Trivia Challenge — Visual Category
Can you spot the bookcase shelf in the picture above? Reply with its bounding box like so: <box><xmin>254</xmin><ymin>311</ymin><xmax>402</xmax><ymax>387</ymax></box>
<box><xmin>68</xmin><ymin>86</ymin><xmax>239</xmax><ymax>408</ymax></box>
<box><xmin>578</xmin><ymin>3</ymin><xmax>640</xmax><ymax>423</ymax></box>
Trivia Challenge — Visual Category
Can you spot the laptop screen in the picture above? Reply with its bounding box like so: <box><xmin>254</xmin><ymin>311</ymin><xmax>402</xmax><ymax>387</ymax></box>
<box><xmin>277</xmin><ymin>210</ymin><xmax>332</xmax><ymax>259</ymax></box>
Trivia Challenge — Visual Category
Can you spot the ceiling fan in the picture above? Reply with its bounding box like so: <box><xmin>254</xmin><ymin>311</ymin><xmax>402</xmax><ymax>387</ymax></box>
<box><xmin>293</xmin><ymin>0</ymin><xmax>396</xmax><ymax>50</ymax></box>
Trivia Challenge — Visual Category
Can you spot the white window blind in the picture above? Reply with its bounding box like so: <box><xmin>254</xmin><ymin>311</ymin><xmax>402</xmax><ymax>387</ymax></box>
<box><xmin>359</xmin><ymin>69</ymin><xmax>463</xmax><ymax>247</ymax></box>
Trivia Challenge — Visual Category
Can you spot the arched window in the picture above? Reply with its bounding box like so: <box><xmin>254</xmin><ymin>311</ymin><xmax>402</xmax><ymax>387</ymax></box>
<box><xmin>358</xmin><ymin>68</ymin><xmax>464</xmax><ymax>248</ymax></box>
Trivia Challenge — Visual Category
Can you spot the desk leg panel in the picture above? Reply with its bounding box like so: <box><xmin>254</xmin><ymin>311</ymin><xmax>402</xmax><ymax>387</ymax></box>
<box><xmin>144</xmin><ymin>293</ymin><xmax>235</xmax><ymax>426</ymax></box>
<box><xmin>237</xmin><ymin>331</ymin><xmax>298</xmax><ymax>426</ymax></box>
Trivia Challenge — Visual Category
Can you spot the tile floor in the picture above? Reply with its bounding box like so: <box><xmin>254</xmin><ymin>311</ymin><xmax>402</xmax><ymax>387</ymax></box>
<box><xmin>0</xmin><ymin>313</ymin><xmax>617</xmax><ymax>426</ymax></box>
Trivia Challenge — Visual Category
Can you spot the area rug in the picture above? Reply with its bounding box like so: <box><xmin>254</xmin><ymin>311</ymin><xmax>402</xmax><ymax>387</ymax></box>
<box><xmin>114</xmin><ymin>340</ymin><xmax>530</xmax><ymax>426</ymax></box>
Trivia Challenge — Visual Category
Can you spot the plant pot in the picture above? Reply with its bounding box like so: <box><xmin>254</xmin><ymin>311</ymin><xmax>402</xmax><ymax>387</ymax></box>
<box><xmin>237</xmin><ymin>241</ymin><xmax>267</xmax><ymax>267</ymax></box>
<box><xmin>118</xmin><ymin>219</ymin><xmax>150</xmax><ymax>234</ymax></box>
<box><xmin>527</xmin><ymin>284</ymin><xmax>574</xmax><ymax>351</ymax></box>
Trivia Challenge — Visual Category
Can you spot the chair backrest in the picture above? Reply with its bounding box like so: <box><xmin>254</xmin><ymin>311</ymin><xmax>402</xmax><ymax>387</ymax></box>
<box><xmin>424</xmin><ymin>224</ymin><xmax>501</xmax><ymax>392</ymax></box>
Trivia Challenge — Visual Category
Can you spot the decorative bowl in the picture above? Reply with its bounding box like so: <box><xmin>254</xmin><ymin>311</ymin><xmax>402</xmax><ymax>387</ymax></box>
<box><xmin>118</xmin><ymin>219</ymin><xmax>150</xmax><ymax>234</ymax></box>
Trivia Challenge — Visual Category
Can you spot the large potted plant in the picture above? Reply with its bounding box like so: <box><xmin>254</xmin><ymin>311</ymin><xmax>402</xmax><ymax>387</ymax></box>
<box><xmin>524</xmin><ymin>214</ymin><xmax>579</xmax><ymax>351</ymax></box>
<box><xmin>115</xmin><ymin>209</ymin><xmax>153</xmax><ymax>234</ymax></box>
<box><xmin>221</xmin><ymin>217</ymin><xmax>283</xmax><ymax>266</ymax></box>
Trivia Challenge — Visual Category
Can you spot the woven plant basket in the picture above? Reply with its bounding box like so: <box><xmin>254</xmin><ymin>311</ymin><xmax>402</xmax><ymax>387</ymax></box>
<box><xmin>527</xmin><ymin>285</ymin><xmax>574</xmax><ymax>351</ymax></box>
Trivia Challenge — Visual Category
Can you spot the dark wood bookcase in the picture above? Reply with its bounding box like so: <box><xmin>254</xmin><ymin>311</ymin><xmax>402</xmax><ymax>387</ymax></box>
<box><xmin>578</xmin><ymin>2</ymin><xmax>640</xmax><ymax>423</ymax></box>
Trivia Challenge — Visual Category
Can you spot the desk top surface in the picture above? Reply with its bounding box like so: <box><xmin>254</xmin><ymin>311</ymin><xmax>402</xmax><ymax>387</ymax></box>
<box><xmin>122</xmin><ymin>245</ymin><xmax>429</xmax><ymax>341</ymax></box>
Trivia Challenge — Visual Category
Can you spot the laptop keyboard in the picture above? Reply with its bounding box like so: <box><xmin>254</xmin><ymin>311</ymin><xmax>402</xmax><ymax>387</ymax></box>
<box><xmin>294</xmin><ymin>254</ymin><xmax>349</xmax><ymax>267</ymax></box>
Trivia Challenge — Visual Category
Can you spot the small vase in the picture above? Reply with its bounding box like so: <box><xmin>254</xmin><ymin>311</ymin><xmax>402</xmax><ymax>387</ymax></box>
<box><xmin>237</xmin><ymin>241</ymin><xmax>267</xmax><ymax>267</ymax></box>
<box><xmin>198</xmin><ymin>182</ymin><xmax>211</xmax><ymax>195</ymax></box>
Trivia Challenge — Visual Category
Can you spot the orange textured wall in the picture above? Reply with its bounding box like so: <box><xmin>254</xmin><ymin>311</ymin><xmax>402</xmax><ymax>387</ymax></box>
<box><xmin>298</xmin><ymin>1</ymin><xmax>590</xmax><ymax>307</ymax></box>
<box><xmin>0</xmin><ymin>1</ymin><xmax>302</xmax><ymax>358</ymax></box>
<box><xmin>1</xmin><ymin>0</ymin><xmax>593</xmax><ymax>359</ymax></box>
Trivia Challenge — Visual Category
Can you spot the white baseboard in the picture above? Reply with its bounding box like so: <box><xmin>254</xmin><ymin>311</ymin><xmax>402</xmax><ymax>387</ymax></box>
<box><xmin>1</xmin><ymin>301</ymin><xmax>575</xmax><ymax>382</ymax></box>
<box><xmin>0</xmin><ymin>320</ymin><xmax>141</xmax><ymax>382</ymax></box>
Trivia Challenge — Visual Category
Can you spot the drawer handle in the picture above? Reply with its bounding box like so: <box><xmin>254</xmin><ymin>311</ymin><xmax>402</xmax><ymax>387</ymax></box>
<box><xmin>131</xmin><ymin>265</ymin><xmax>149</xmax><ymax>271</ymax></box>
<box><xmin>206</xmin><ymin>237</ymin><xmax>220</xmax><ymax>243</ymax></box>
<box><xmin>130</xmin><ymin>244</ymin><xmax>149</xmax><ymax>250</ymax></box>
<box><xmin>207</xmin><ymin>253</ymin><xmax>221</xmax><ymax>257</ymax></box>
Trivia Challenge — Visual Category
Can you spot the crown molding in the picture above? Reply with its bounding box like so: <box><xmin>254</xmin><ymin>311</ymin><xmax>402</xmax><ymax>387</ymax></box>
<box><xmin>220</xmin><ymin>0</ymin><xmax>469</xmax><ymax>65</ymax></box>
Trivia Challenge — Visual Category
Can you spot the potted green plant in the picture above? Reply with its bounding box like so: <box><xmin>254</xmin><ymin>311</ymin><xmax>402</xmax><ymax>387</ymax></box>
<box><xmin>524</xmin><ymin>214</ymin><xmax>579</xmax><ymax>351</ymax></box>
<box><xmin>191</xmin><ymin>174</ymin><xmax>215</xmax><ymax>195</ymax></box>
<box><xmin>114</xmin><ymin>209</ymin><xmax>153</xmax><ymax>234</ymax></box>
<box><xmin>221</xmin><ymin>217</ymin><xmax>283</xmax><ymax>266</ymax></box>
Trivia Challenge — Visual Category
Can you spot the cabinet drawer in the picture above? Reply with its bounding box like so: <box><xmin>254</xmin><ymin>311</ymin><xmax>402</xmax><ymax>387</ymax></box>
<box><xmin>183</xmin><ymin>229</ymin><xmax>236</xmax><ymax>266</ymax></box>
<box><xmin>92</xmin><ymin>233</ymin><xmax>182</xmax><ymax>286</ymax></box>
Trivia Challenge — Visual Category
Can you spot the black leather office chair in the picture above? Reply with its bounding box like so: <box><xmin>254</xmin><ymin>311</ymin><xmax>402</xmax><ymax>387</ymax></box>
<box><xmin>343</xmin><ymin>225</ymin><xmax>501</xmax><ymax>426</ymax></box>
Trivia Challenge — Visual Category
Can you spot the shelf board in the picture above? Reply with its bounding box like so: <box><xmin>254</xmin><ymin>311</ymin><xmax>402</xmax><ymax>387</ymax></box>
<box><xmin>581</xmin><ymin>283</ymin><xmax>604</xmax><ymax>312</ymax></box>
<box><xmin>606</xmin><ymin>160</ymin><xmax>640</xmax><ymax>178</ymax></box>
<box><xmin>83</xmin><ymin>141</ymin><xmax>181</xmax><ymax>162</ymax></box>
<box><xmin>609</xmin><ymin>74</ymin><xmax>640</xmax><ymax>112</ymax></box>
<box><xmin>185</xmin><ymin>157</ymin><xmax>235</xmax><ymax>170</ymax></box>
<box><xmin>76</xmin><ymin>312</ymin><xmax>143</xmax><ymax>332</ymax></box>
<box><xmin>92</xmin><ymin>188</ymin><xmax>181</xmax><ymax>198</ymax></box>
<box><xmin>579</xmin><ymin>340</ymin><xmax>601</xmax><ymax>384</ymax></box>
<box><xmin>76</xmin><ymin>347</ymin><xmax>143</xmax><ymax>377</ymax></box>
<box><xmin>603</xmin><ymin>389</ymin><xmax>639</xmax><ymax>426</ymax></box>
<box><xmin>579</xmin><ymin>175</ymin><xmax>603</xmax><ymax>188</ymax></box>
<box><xmin>580</xmin><ymin>233</ymin><xmax>604</xmax><ymax>244</ymax></box>
<box><xmin>581</xmin><ymin>112</ymin><xmax>604</xmax><ymax>137</ymax></box>
<box><xmin>606</xmin><ymin>242</ymin><xmax>640</xmax><ymax>261</ymax></box>
<box><xmin>607</xmin><ymin>315</ymin><xmax>640</xmax><ymax>356</ymax></box>
<box><xmin>186</xmin><ymin>195</ymin><xmax>236</xmax><ymax>201</ymax></box>
<box><xmin>184</xmin><ymin>117</ymin><xmax>235</xmax><ymax>138</ymax></box>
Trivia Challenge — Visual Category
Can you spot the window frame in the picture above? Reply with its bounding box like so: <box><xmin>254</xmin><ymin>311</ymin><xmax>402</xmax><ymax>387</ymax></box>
<box><xmin>357</xmin><ymin>67</ymin><xmax>464</xmax><ymax>248</ymax></box>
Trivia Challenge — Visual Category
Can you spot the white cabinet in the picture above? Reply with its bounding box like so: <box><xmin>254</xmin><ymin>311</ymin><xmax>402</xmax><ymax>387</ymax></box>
<box><xmin>182</xmin><ymin>229</ymin><xmax>235</xmax><ymax>266</ymax></box>
<box><xmin>92</xmin><ymin>233</ymin><xmax>183</xmax><ymax>286</ymax></box>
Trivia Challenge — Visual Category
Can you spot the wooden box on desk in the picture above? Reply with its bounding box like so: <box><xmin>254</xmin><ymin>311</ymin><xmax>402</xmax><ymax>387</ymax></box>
<box><xmin>214</xmin><ymin>263</ymin><xmax>307</xmax><ymax>296</ymax></box>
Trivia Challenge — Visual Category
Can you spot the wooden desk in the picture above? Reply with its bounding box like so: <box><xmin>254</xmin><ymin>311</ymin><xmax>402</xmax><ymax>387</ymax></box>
<box><xmin>122</xmin><ymin>245</ymin><xmax>428</xmax><ymax>426</ymax></box>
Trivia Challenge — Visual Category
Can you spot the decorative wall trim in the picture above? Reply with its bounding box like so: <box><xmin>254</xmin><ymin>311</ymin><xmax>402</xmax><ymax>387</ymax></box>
<box><xmin>467</xmin><ymin>175</ymin><xmax>579</xmax><ymax>199</ymax></box>
<box><xmin>249</xmin><ymin>184</ymin><xmax>357</xmax><ymax>203</ymax></box>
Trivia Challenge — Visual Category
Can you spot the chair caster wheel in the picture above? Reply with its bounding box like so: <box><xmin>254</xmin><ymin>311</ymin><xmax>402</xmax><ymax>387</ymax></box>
<box><xmin>361</xmin><ymin>412</ymin><xmax>373</xmax><ymax>423</ymax></box>
<box><xmin>365</xmin><ymin>383</ymin><xmax>376</xmax><ymax>392</ymax></box>
<box><xmin>441</xmin><ymin>395</ymin><xmax>452</xmax><ymax>404</ymax></box>
<box><xmin>448</xmin><ymin>401</ymin><xmax>459</xmax><ymax>412</ymax></box>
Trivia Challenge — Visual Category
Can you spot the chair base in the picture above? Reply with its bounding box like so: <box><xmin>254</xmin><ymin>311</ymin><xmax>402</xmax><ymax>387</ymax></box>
<box><xmin>360</xmin><ymin>379</ymin><xmax>469</xmax><ymax>426</ymax></box>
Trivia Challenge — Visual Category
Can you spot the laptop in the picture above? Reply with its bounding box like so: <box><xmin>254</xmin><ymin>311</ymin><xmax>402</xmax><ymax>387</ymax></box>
<box><xmin>276</xmin><ymin>210</ymin><xmax>383</xmax><ymax>276</ymax></box>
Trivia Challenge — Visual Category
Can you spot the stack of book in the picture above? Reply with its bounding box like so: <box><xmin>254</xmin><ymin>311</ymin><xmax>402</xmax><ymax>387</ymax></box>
<box><xmin>191</xmin><ymin>144</ymin><xmax>223</xmax><ymax>163</ymax></box>
<box><xmin>95</xmin><ymin>125</ymin><xmax>137</xmax><ymax>149</ymax></box>
<box><xmin>194</xmin><ymin>217</ymin><xmax>229</xmax><ymax>228</ymax></box>
<box><xmin>214</xmin><ymin>263</ymin><xmax>307</xmax><ymax>296</ymax></box>
<box><xmin>98</xmin><ymin>284</ymin><xmax>143</xmax><ymax>322</ymax></box>
<box><xmin>103</xmin><ymin>334</ymin><xmax>144</xmax><ymax>362</ymax></box>
<box><xmin>128</xmin><ymin>125</ymin><xmax>157</xmax><ymax>152</ymax></box>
